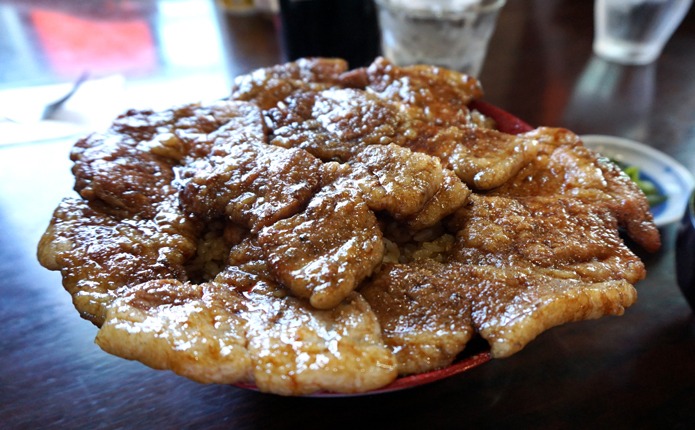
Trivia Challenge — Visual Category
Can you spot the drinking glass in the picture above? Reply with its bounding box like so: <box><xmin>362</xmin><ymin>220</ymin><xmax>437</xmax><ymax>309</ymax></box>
<box><xmin>593</xmin><ymin>0</ymin><xmax>693</xmax><ymax>65</ymax></box>
<box><xmin>374</xmin><ymin>0</ymin><xmax>506</xmax><ymax>76</ymax></box>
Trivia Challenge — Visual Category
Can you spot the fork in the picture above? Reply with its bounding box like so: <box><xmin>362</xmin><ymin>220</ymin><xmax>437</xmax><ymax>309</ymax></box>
<box><xmin>0</xmin><ymin>72</ymin><xmax>89</xmax><ymax>124</ymax></box>
<box><xmin>40</xmin><ymin>72</ymin><xmax>89</xmax><ymax>120</ymax></box>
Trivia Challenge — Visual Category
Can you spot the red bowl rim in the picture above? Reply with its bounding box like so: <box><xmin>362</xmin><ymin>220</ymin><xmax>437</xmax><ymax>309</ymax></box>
<box><xmin>470</xmin><ymin>100</ymin><xmax>533</xmax><ymax>135</ymax></box>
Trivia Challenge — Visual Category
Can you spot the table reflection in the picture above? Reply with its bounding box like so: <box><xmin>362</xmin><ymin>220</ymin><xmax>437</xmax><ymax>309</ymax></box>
<box><xmin>563</xmin><ymin>56</ymin><xmax>656</xmax><ymax>141</ymax></box>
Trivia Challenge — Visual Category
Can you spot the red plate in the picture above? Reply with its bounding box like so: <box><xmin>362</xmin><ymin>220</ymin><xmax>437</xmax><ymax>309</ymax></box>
<box><xmin>235</xmin><ymin>101</ymin><xmax>533</xmax><ymax>396</ymax></box>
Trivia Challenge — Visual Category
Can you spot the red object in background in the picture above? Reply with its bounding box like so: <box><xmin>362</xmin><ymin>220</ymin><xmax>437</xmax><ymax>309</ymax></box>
<box><xmin>30</xmin><ymin>8</ymin><xmax>157</xmax><ymax>78</ymax></box>
<box><xmin>470</xmin><ymin>100</ymin><xmax>534</xmax><ymax>135</ymax></box>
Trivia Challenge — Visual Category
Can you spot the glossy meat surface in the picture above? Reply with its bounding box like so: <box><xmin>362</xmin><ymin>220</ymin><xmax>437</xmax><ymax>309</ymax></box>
<box><xmin>361</xmin><ymin>260</ymin><xmax>474</xmax><ymax>375</ymax></box>
<box><xmin>258</xmin><ymin>186</ymin><xmax>384</xmax><ymax>309</ymax></box>
<box><xmin>37</xmin><ymin>197</ymin><xmax>198</xmax><ymax>325</ymax></box>
<box><xmin>96</xmin><ymin>279</ymin><xmax>396</xmax><ymax>395</ymax></box>
<box><xmin>490</xmin><ymin>127</ymin><xmax>660</xmax><ymax>252</ymax></box>
<box><xmin>181</xmin><ymin>142</ymin><xmax>323</xmax><ymax>232</ymax></box>
<box><xmin>348</xmin><ymin>144</ymin><xmax>446</xmax><ymax>218</ymax></box>
<box><xmin>230</xmin><ymin>57</ymin><xmax>349</xmax><ymax>110</ymax></box>
<box><xmin>449</xmin><ymin>195</ymin><xmax>646</xmax><ymax>285</ymax></box>
<box><xmin>446</xmin><ymin>194</ymin><xmax>644</xmax><ymax>357</ymax></box>
<box><xmin>266</xmin><ymin>88</ymin><xmax>409</xmax><ymax>161</ymax></box>
<box><xmin>363</xmin><ymin>57</ymin><xmax>483</xmax><ymax>126</ymax></box>
<box><xmin>37</xmin><ymin>57</ymin><xmax>659</xmax><ymax>395</ymax></box>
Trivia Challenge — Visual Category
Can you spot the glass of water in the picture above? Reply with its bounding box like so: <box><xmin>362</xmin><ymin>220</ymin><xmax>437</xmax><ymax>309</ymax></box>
<box><xmin>374</xmin><ymin>0</ymin><xmax>506</xmax><ymax>77</ymax></box>
<box><xmin>593</xmin><ymin>0</ymin><xmax>693</xmax><ymax>65</ymax></box>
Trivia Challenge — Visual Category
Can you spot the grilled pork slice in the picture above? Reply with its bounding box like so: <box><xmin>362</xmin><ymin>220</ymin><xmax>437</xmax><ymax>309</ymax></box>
<box><xmin>71</xmin><ymin>100</ymin><xmax>267</xmax><ymax>219</ymax></box>
<box><xmin>181</xmin><ymin>142</ymin><xmax>323</xmax><ymax>233</ymax></box>
<box><xmin>450</xmin><ymin>195</ymin><xmax>646</xmax><ymax>283</ymax></box>
<box><xmin>96</xmin><ymin>278</ymin><xmax>397</xmax><ymax>395</ymax></box>
<box><xmin>490</xmin><ymin>127</ymin><xmax>660</xmax><ymax>252</ymax></box>
<box><xmin>449</xmin><ymin>194</ymin><xmax>644</xmax><ymax>357</ymax></box>
<box><xmin>266</xmin><ymin>88</ymin><xmax>410</xmax><ymax>162</ymax></box>
<box><xmin>258</xmin><ymin>186</ymin><xmax>384</xmax><ymax>310</ymax></box>
<box><xmin>405</xmin><ymin>125</ymin><xmax>541</xmax><ymax>190</ymax></box>
<box><xmin>363</xmin><ymin>56</ymin><xmax>483</xmax><ymax>127</ymax></box>
<box><xmin>231</xmin><ymin>57</ymin><xmax>349</xmax><ymax>110</ymax></box>
<box><xmin>459</xmin><ymin>264</ymin><xmax>638</xmax><ymax>358</ymax></box>
<box><xmin>360</xmin><ymin>260</ymin><xmax>474</xmax><ymax>375</ymax></box>
<box><xmin>37</xmin><ymin>197</ymin><xmax>197</xmax><ymax>325</ymax></box>
<box><xmin>348</xmin><ymin>144</ymin><xmax>446</xmax><ymax>218</ymax></box>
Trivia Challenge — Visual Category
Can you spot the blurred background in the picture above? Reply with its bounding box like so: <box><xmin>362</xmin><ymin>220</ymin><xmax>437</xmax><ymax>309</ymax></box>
<box><xmin>2</xmin><ymin>2</ymin><xmax>695</xmax><ymax>428</ymax></box>
<box><xmin>0</xmin><ymin>0</ymin><xmax>235</xmax><ymax>110</ymax></box>
<box><xmin>1</xmin><ymin>0</ymin><xmax>694</xmax><ymax>137</ymax></box>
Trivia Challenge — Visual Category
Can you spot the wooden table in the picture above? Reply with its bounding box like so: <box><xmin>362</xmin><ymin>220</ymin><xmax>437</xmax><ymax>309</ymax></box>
<box><xmin>2</xmin><ymin>1</ymin><xmax>694</xmax><ymax>428</ymax></box>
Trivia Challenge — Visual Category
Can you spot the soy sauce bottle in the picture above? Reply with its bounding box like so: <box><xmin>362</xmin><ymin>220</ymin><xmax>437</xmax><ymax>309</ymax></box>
<box><xmin>278</xmin><ymin>0</ymin><xmax>381</xmax><ymax>68</ymax></box>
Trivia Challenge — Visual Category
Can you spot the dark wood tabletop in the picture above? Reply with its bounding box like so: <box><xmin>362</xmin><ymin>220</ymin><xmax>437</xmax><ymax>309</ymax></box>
<box><xmin>2</xmin><ymin>1</ymin><xmax>695</xmax><ymax>429</ymax></box>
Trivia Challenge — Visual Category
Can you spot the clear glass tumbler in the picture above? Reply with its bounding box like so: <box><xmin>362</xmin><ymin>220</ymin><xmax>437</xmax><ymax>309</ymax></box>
<box><xmin>593</xmin><ymin>0</ymin><xmax>693</xmax><ymax>65</ymax></box>
<box><xmin>374</xmin><ymin>0</ymin><xmax>506</xmax><ymax>76</ymax></box>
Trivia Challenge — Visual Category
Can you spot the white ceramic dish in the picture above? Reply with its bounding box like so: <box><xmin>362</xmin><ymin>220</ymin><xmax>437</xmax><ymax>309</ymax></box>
<box><xmin>581</xmin><ymin>134</ymin><xmax>695</xmax><ymax>227</ymax></box>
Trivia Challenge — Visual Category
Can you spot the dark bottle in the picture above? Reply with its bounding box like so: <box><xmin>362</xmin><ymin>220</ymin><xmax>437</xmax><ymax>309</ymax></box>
<box><xmin>676</xmin><ymin>192</ymin><xmax>695</xmax><ymax>311</ymax></box>
<box><xmin>278</xmin><ymin>0</ymin><xmax>381</xmax><ymax>68</ymax></box>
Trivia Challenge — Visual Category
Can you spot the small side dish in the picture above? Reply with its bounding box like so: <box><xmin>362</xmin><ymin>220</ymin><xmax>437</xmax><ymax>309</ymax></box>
<box><xmin>581</xmin><ymin>134</ymin><xmax>694</xmax><ymax>227</ymax></box>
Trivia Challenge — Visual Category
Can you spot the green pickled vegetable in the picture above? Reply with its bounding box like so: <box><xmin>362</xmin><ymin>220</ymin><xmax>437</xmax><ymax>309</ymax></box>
<box><xmin>613</xmin><ymin>160</ymin><xmax>667</xmax><ymax>207</ymax></box>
